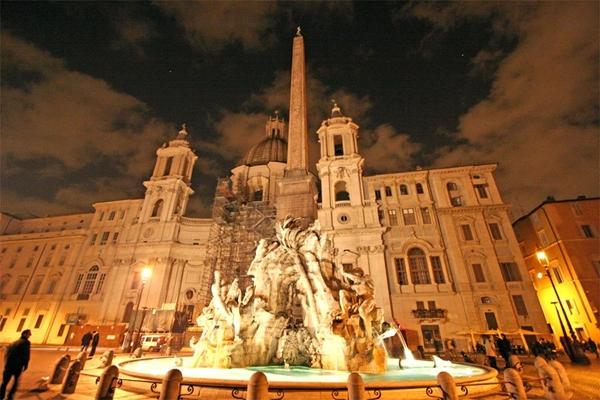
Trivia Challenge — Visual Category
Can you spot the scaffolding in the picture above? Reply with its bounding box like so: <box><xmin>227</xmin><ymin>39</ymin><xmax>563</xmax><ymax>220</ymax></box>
<box><xmin>197</xmin><ymin>177</ymin><xmax>277</xmax><ymax>307</ymax></box>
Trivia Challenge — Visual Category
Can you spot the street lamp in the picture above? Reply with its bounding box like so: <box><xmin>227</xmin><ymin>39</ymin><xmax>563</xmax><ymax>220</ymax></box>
<box><xmin>536</xmin><ymin>251</ymin><xmax>589</xmax><ymax>364</ymax></box>
<box><xmin>129</xmin><ymin>266</ymin><xmax>152</xmax><ymax>353</ymax></box>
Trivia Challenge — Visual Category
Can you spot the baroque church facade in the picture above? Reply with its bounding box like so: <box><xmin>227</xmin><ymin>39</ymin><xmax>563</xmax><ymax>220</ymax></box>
<box><xmin>0</xmin><ymin>33</ymin><xmax>547</xmax><ymax>351</ymax></box>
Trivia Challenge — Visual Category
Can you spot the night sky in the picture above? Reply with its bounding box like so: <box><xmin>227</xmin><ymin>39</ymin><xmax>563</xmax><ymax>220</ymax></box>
<box><xmin>1</xmin><ymin>1</ymin><xmax>598</xmax><ymax>219</ymax></box>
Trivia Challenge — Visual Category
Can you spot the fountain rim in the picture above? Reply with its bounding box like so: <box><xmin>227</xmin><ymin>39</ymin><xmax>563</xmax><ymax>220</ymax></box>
<box><xmin>117</xmin><ymin>356</ymin><xmax>498</xmax><ymax>390</ymax></box>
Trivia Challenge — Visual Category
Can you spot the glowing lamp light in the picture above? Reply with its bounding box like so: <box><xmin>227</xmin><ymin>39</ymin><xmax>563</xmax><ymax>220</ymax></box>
<box><xmin>536</xmin><ymin>271</ymin><xmax>544</xmax><ymax>280</ymax></box>
<box><xmin>536</xmin><ymin>250</ymin><xmax>549</xmax><ymax>267</ymax></box>
<box><xmin>141</xmin><ymin>267</ymin><xmax>152</xmax><ymax>283</ymax></box>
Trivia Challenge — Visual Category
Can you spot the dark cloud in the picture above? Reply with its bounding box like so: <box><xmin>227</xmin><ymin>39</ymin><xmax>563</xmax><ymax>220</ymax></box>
<box><xmin>407</xmin><ymin>2</ymin><xmax>600</xmax><ymax>216</ymax></box>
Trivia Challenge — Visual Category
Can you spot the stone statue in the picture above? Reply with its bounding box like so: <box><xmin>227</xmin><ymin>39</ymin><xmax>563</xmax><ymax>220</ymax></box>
<box><xmin>190</xmin><ymin>217</ymin><xmax>387</xmax><ymax>373</ymax></box>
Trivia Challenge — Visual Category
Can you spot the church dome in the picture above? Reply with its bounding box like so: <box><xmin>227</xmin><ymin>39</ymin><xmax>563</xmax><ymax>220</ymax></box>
<box><xmin>239</xmin><ymin>135</ymin><xmax>287</xmax><ymax>166</ymax></box>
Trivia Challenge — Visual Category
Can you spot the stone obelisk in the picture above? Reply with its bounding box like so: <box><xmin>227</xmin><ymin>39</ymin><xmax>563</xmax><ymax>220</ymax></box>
<box><xmin>276</xmin><ymin>28</ymin><xmax>318</xmax><ymax>223</ymax></box>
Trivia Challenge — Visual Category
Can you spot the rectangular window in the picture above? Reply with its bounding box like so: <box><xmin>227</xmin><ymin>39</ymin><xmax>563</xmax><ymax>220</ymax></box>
<box><xmin>90</xmin><ymin>234</ymin><xmax>98</xmax><ymax>245</ymax></box>
<box><xmin>450</xmin><ymin>196</ymin><xmax>463</xmax><ymax>206</ymax></box>
<box><xmin>416</xmin><ymin>301</ymin><xmax>425</xmax><ymax>310</ymax></box>
<box><xmin>388</xmin><ymin>209</ymin><xmax>398</xmax><ymax>226</ymax></box>
<box><xmin>30</xmin><ymin>278</ymin><xmax>42</xmax><ymax>295</ymax></box>
<box><xmin>416</xmin><ymin>183</ymin><xmax>424</xmax><ymax>194</ymax></box>
<box><xmin>57</xmin><ymin>324</ymin><xmax>66</xmax><ymax>337</ymax></box>
<box><xmin>430</xmin><ymin>256</ymin><xmax>445</xmax><ymax>283</ymax></box>
<box><xmin>100</xmin><ymin>231</ymin><xmax>110</xmax><ymax>245</ymax></box>
<box><xmin>512</xmin><ymin>295</ymin><xmax>528</xmax><ymax>316</ymax></box>
<box><xmin>566</xmin><ymin>299</ymin><xmax>575</xmax><ymax>315</ymax></box>
<box><xmin>552</xmin><ymin>267</ymin><xmax>563</xmax><ymax>284</ymax></box>
<box><xmin>474</xmin><ymin>184</ymin><xmax>489</xmax><ymax>198</ymax></box>
<box><xmin>489</xmin><ymin>223</ymin><xmax>503</xmax><ymax>240</ymax></box>
<box><xmin>108</xmin><ymin>211</ymin><xmax>116</xmax><ymax>221</ymax></box>
<box><xmin>119</xmin><ymin>210</ymin><xmax>125</xmax><ymax>220</ymax></box>
<box><xmin>485</xmin><ymin>312</ymin><xmax>499</xmax><ymax>330</ymax></box>
<box><xmin>25</xmin><ymin>258</ymin><xmax>33</xmax><ymax>268</ymax></box>
<box><xmin>500</xmin><ymin>262</ymin><xmax>522</xmax><ymax>282</ymax></box>
<box><xmin>377</xmin><ymin>210</ymin><xmax>384</xmax><ymax>223</ymax></box>
<box><xmin>9</xmin><ymin>259</ymin><xmax>16</xmax><ymax>269</ymax></box>
<box><xmin>58</xmin><ymin>254</ymin><xmax>66</xmax><ymax>266</ymax></box>
<box><xmin>402</xmin><ymin>208</ymin><xmax>416</xmax><ymax>225</ymax></box>
<box><xmin>581</xmin><ymin>224</ymin><xmax>595</xmax><ymax>238</ymax></box>
<box><xmin>537</xmin><ymin>229</ymin><xmax>549</xmax><ymax>246</ymax></box>
<box><xmin>0</xmin><ymin>317</ymin><xmax>7</xmax><ymax>332</ymax></box>
<box><xmin>395</xmin><ymin>258</ymin><xmax>408</xmax><ymax>285</ymax></box>
<box><xmin>96</xmin><ymin>273</ymin><xmax>106</xmax><ymax>294</ymax></box>
<box><xmin>99</xmin><ymin>212</ymin><xmax>104</xmax><ymax>221</ymax></box>
<box><xmin>374</xmin><ymin>189</ymin><xmax>381</xmax><ymax>201</ymax></box>
<box><xmin>13</xmin><ymin>279</ymin><xmax>25</xmax><ymax>294</ymax></box>
<box><xmin>461</xmin><ymin>224</ymin><xmax>474</xmax><ymax>241</ymax></box>
<box><xmin>571</xmin><ymin>203</ymin><xmax>583</xmax><ymax>216</ymax></box>
<box><xmin>421</xmin><ymin>207</ymin><xmax>432</xmax><ymax>224</ymax></box>
<box><xmin>385</xmin><ymin>186</ymin><xmax>392</xmax><ymax>197</ymax></box>
<box><xmin>112</xmin><ymin>232</ymin><xmax>119</xmax><ymax>244</ymax></box>
<box><xmin>16</xmin><ymin>318</ymin><xmax>26</xmax><ymax>332</ymax></box>
<box><xmin>333</xmin><ymin>135</ymin><xmax>344</xmax><ymax>156</ymax></box>
<box><xmin>73</xmin><ymin>273</ymin><xmax>84</xmax><ymax>294</ymax></box>
<box><xmin>472</xmin><ymin>264</ymin><xmax>486</xmax><ymax>283</ymax></box>
<box><xmin>428</xmin><ymin>301</ymin><xmax>437</xmax><ymax>310</ymax></box>
<box><xmin>34</xmin><ymin>315</ymin><xmax>44</xmax><ymax>329</ymax></box>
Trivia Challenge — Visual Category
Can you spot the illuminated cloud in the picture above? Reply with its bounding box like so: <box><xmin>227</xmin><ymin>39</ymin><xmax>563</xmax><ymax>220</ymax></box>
<box><xmin>156</xmin><ymin>1</ymin><xmax>276</xmax><ymax>50</ymax></box>
<box><xmin>405</xmin><ymin>2</ymin><xmax>599</xmax><ymax>214</ymax></box>
<box><xmin>1</xmin><ymin>32</ymin><xmax>173</xmax><ymax>216</ymax></box>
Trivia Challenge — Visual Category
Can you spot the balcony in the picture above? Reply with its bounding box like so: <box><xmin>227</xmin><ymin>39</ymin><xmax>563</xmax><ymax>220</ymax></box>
<box><xmin>411</xmin><ymin>308</ymin><xmax>446</xmax><ymax>319</ymax></box>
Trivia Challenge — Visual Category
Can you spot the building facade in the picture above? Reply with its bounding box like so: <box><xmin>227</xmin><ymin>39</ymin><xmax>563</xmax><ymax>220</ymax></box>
<box><xmin>0</xmin><ymin>35</ymin><xmax>549</xmax><ymax>351</ymax></box>
<box><xmin>513</xmin><ymin>197</ymin><xmax>600</xmax><ymax>343</ymax></box>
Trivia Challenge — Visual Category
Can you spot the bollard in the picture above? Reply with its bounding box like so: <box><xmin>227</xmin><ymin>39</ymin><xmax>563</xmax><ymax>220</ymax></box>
<box><xmin>534</xmin><ymin>357</ymin><xmax>568</xmax><ymax>400</ymax></box>
<box><xmin>158</xmin><ymin>368</ymin><xmax>183</xmax><ymax>400</ymax></box>
<box><xmin>346</xmin><ymin>372</ymin><xmax>366</xmax><ymax>400</ymax></box>
<box><xmin>61</xmin><ymin>360</ymin><xmax>82</xmax><ymax>394</ymax></box>
<box><xmin>247</xmin><ymin>371</ymin><xmax>270</xmax><ymax>400</ymax></box>
<box><xmin>549</xmin><ymin>360</ymin><xmax>572</xmax><ymax>394</ymax></box>
<box><xmin>50</xmin><ymin>354</ymin><xmax>71</xmax><ymax>384</ymax></box>
<box><xmin>436</xmin><ymin>371</ymin><xmax>459</xmax><ymax>400</ymax></box>
<box><xmin>509</xmin><ymin>355</ymin><xmax>523</xmax><ymax>373</ymax></box>
<box><xmin>76</xmin><ymin>350</ymin><xmax>89</xmax><ymax>369</ymax></box>
<box><xmin>503</xmin><ymin>368</ymin><xmax>527</xmax><ymax>400</ymax></box>
<box><xmin>95</xmin><ymin>365</ymin><xmax>119</xmax><ymax>400</ymax></box>
<box><xmin>131</xmin><ymin>347</ymin><xmax>143</xmax><ymax>359</ymax></box>
<box><xmin>100</xmin><ymin>350</ymin><xmax>115</xmax><ymax>368</ymax></box>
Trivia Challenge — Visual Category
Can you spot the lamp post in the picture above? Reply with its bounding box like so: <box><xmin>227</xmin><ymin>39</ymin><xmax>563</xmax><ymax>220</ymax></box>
<box><xmin>536</xmin><ymin>251</ymin><xmax>589</xmax><ymax>364</ymax></box>
<box><xmin>129</xmin><ymin>267</ymin><xmax>152</xmax><ymax>353</ymax></box>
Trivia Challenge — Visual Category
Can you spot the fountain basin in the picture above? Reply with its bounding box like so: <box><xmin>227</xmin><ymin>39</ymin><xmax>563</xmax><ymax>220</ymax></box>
<box><xmin>119</xmin><ymin>356</ymin><xmax>499</xmax><ymax>399</ymax></box>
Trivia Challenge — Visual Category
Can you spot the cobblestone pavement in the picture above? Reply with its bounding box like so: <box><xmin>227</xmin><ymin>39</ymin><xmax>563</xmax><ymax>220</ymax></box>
<box><xmin>1</xmin><ymin>347</ymin><xmax>598</xmax><ymax>399</ymax></box>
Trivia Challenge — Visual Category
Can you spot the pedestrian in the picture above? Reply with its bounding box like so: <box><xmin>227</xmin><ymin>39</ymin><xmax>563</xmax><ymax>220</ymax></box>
<box><xmin>484</xmin><ymin>336</ymin><xmax>498</xmax><ymax>369</ymax></box>
<box><xmin>586</xmin><ymin>338</ymin><xmax>599</xmax><ymax>359</ymax></box>
<box><xmin>89</xmin><ymin>330</ymin><xmax>100</xmax><ymax>357</ymax></box>
<box><xmin>497</xmin><ymin>334</ymin><xmax>512</xmax><ymax>368</ymax></box>
<box><xmin>417</xmin><ymin>345</ymin><xmax>425</xmax><ymax>359</ymax></box>
<box><xmin>0</xmin><ymin>329</ymin><xmax>32</xmax><ymax>400</ymax></box>
<box><xmin>434</xmin><ymin>339</ymin><xmax>443</xmax><ymax>356</ymax></box>
<box><xmin>80</xmin><ymin>331</ymin><xmax>92</xmax><ymax>352</ymax></box>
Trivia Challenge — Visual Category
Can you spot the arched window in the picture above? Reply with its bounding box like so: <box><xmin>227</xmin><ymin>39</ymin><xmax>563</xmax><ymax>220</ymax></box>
<box><xmin>416</xmin><ymin>183</ymin><xmax>424</xmax><ymax>194</ymax></box>
<box><xmin>399</xmin><ymin>184</ymin><xmax>409</xmax><ymax>195</ymax></box>
<box><xmin>151</xmin><ymin>199</ymin><xmax>164</xmax><ymax>218</ymax></box>
<box><xmin>81</xmin><ymin>266</ymin><xmax>99</xmax><ymax>295</ymax></box>
<box><xmin>408</xmin><ymin>248</ymin><xmax>431</xmax><ymax>284</ymax></box>
<box><xmin>122</xmin><ymin>301</ymin><xmax>134</xmax><ymax>323</ymax></box>
<box><xmin>251</xmin><ymin>188</ymin><xmax>263</xmax><ymax>202</ymax></box>
<box><xmin>446</xmin><ymin>182</ymin><xmax>463</xmax><ymax>206</ymax></box>
<box><xmin>335</xmin><ymin>181</ymin><xmax>350</xmax><ymax>201</ymax></box>
<box><xmin>164</xmin><ymin>156</ymin><xmax>173</xmax><ymax>176</ymax></box>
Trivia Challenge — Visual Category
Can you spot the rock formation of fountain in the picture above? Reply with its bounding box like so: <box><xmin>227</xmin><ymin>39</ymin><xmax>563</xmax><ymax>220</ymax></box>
<box><xmin>190</xmin><ymin>217</ymin><xmax>388</xmax><ymax>373</ymax></box>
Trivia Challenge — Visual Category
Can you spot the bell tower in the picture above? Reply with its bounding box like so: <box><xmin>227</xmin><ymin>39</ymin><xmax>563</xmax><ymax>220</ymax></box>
<box><xmin>140</xmin><ymin>124</ymin><xmax>197</xmax><ymax>226</ymax></box>
<box><xmin>316</xmin><ymin>102</ymin><xmax>379</xmax><ymax>230</ymax></box>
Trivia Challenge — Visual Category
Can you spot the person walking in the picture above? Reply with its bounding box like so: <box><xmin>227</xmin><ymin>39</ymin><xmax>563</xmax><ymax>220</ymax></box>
<box><xmin>484</xmin><ymin>336</ymin><xmax>498</xmax><ymax>369</ymax></box>
<box><xmin>89</xmin><ymin>331</ymin><xmax>100</xmax><ymax>357</ymax></box>
<box><xmin>80</xmin><ymin>331</ymin><xmax>92</xmax><ymax>352</ymax></box>
<box><xmin>586</xmin><ymin>338</ymin><xmax>599</xmax><ymax>359</ymax></box>
<box><xmin>0</xmin><ymin>329</ymin><xmax>32</xmax><ymax>400</ymax></box>
<box><xmin>497</xmin><ymin>334</ymin><xmax>512</xmax><ymax>368</ymax></box>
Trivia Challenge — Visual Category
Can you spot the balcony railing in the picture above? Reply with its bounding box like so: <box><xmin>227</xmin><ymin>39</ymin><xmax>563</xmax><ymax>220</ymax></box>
<box><xmin>411</xmin><ymin>309</ymin><xmax>446</xmax><ymax>319</ymax></box>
